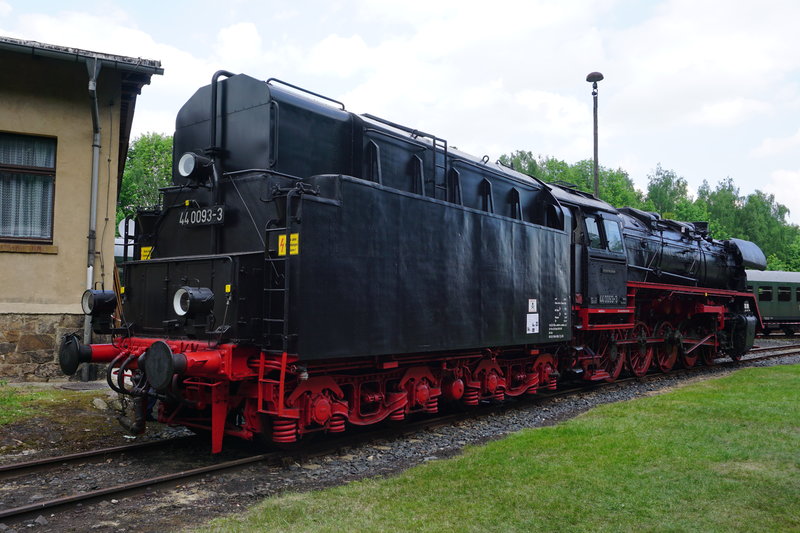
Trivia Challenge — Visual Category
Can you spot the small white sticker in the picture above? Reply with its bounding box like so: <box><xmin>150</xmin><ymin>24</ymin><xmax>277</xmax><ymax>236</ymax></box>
<box><xmin>526</xmin><ymin>313</ymin><xmax>540</xmax><ymax>334</ymax></box>
<box><xmin>528</xmin><ymin>299</ymin><xmax>538</xmax><ymax>313</ymax></box>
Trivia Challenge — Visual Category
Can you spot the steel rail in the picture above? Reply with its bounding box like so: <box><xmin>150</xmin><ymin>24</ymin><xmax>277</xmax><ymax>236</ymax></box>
<box><xmin>0</xmin><ymin>437</ymin><xmax>194</xmax><ymax>478</ymax></box>
<box><xmin>0</xmin><ymin>451</ymin><xmax>277</xmax><ymax>520</ymax></box>
<box><xmin>748</xmin><ymin>343</ymin><xmax>800</xmax><ymax>353</ymax></box>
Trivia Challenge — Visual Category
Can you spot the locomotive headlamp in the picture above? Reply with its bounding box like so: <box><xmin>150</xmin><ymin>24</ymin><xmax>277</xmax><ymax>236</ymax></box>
<box><xmin>173</xmin><ymin>286</ymin><xmax>214</xmax><ymax>317</ymax></box>
<box><xmin>81</xmin><ymin>289</ymin><xmax>117</xmax><ymax>316</ymax></box>
<box><xmin>177</xmin><ymin>152</ymin><xmax>213</xmax><ymax>180</ymax></box>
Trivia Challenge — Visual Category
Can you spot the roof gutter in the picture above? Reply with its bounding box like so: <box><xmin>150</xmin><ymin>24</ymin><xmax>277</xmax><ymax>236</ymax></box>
<box><xmin>0</xmin><ymin>37</ymin><xmax>163</xmax><ymax>76</ymax></box>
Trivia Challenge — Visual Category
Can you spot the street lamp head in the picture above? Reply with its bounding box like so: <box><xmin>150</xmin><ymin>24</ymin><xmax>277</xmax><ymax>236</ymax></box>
<box><xmin>586</xmin><ymin>71</ymin><xmax>604</xmax><ymax>83</ymax></box>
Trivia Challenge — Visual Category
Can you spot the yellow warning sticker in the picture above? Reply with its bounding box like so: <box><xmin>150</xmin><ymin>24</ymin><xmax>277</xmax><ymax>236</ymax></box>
<box><xmin>278</xmin><ymin>235</ymin><xmax>287</xmax><ymax>256</ymax></box>
<box><xmin>140</xmin><ymin>246</ymin><xmax>152</xmax><ymax>260</ymax></box>
<box><xmin>289</xmin><ymin>233</ymin><xmax>299</xmax><ymax>255</ymax></box>
<box><xmin>225</xmin><ymin>284</ymin><xmax>232</xmax><ymax>293</ymax></box>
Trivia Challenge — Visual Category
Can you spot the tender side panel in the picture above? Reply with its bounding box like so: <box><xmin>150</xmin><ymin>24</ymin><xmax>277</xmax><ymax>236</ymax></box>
<box><xmin>285</xmin><ymin>175</ymin><xmax>572</xmax><ymax>360</ymax></box>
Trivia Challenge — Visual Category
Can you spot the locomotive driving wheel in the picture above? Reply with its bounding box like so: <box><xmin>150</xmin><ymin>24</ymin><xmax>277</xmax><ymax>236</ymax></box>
<box><xmin>677</xmin><ymin>322</ymin><xmax>698</xmax><ymax>368</ymax></box>
<box><xmin>627</xmin><ymin>322</ymin><xmax>653</xmax><ymax>378</ymax></box>
<box><xmin>596</xmin><ymin>331</ymin><xmax>625</xmax><ymax>382</ymax></box>
<box><xmin>653</xmin><ymin>322</ymin><xmax>678</xmax><ymax>373</ymax></box>
<box><xmin>698</xmin><ymin>339</ymin><xmax>717</xmax><ymax>366</ymax></box>
<box><xmin>727</xmin><ymin>349</ymin><xmax>744</xmax><ymax>362</ymax></box>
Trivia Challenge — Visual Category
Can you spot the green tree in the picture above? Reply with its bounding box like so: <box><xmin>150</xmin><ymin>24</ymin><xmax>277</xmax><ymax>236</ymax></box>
<box><xmin>599</xmin><ymin>166</ymin><xmax>644</xmax><ymax>209</ymax></box>
<box><xmin>697</xmin><ymin>178</ymin><xmax>740</xmax><ymax>240</ymax></box>
<box><xmin>117</xmin><ymin>132</ymin><xmax>173</xmax><ymax>225</ymax></box>
<box><xmin>498</xmin><ymin>150</ymin><xmax>540</xmax><ymax>178</ymax></box>
<box><xmin>645</xmin><ymin>165</ymin><xmax>690</xmax><ymax>218</ymax></box>
<box><xmin>499</xmin><ymin>153</ymin><xmax>644</xmax><ymax>209</ymax></box>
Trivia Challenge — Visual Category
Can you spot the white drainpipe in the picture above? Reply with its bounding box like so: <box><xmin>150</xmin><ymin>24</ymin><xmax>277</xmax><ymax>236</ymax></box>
<box><xmin>82</xmin><ymin>58</ymin><xmax>102</xmax><ymax>359</ymax></box>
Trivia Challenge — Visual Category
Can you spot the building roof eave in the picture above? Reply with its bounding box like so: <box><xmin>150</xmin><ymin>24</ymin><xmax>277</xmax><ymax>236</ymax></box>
<box><xmin>0</xmin><ymin>35</ymin><xmax>163</xmax><ymax>76</ymax></box>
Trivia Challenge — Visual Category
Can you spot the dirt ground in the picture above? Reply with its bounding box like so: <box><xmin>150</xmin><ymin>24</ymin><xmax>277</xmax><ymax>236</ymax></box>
<box><xmin>0</xmin><ymin>381</ymin><xmax>177</xmax><ymax>462</ymax></box>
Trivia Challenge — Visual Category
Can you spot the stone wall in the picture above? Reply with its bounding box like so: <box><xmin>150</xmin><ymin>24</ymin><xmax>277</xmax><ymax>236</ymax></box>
<box><xmin>0</xmin><ymin>313</ymin><xmax>84</xmax><ymax>381</ymax></box>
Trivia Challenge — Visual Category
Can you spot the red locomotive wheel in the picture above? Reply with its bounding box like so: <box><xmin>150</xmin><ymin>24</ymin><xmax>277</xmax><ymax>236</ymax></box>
<box><xmin>699</xmin><ymin>344</ymin><xmax>716</xmax><ymax>366</ymax></box>
<box><xmin>653</xmin><ymin>322</ymin><xmax>677</xmax><ymax>373</ymax></box>
<box><xmin>681</xmin><ymin>349</ymin><xmax>698</xmax><ymax>368</ymax></box>
<box><xmin>627</xmin><ymin>322</ymin><xmax>653</xmax><ymax>378</ymax></box>
<box><xmin>728</xmin><ymin>350</ymin><xmax>744</xmax><ymax>362</ymax></box>
<box><xmin>597</xmin><ymin>332</ymin><xmax>625</xmax><ymax>382</ymax></box>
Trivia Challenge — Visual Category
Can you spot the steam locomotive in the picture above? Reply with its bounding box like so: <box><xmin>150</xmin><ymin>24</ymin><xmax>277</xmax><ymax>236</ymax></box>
<box><xmin>60</xmin><ymin>72</ymin><xmax>766</xmax><ymax>452</ymax></box>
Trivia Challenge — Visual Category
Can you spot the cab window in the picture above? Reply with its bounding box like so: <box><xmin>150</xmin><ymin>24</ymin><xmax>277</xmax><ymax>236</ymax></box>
<box><xmin>603</xmin><ymin>219</ymin><xmax>624</xmax><ymax>253</ymax></box>
<box><xmin>585</xmin><ymin>217</ymin><xmax>603</xmax><ymax>249</ymax></box>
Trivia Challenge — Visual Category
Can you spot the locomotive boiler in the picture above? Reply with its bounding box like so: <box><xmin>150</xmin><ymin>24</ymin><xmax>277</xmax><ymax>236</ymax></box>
<box><xmin>60</xmin><ymin>71</ymin><xmax>766</xmax><ymax>452</ymax></box>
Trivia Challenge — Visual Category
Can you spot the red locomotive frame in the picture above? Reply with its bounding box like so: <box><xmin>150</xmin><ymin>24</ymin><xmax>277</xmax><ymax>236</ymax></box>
<box><xmin>81</xmin><ymin>281</ymin><xmax>760</xmax><ymax>453</ymax></box>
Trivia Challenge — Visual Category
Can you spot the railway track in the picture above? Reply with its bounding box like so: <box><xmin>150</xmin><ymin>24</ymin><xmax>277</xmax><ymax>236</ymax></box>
<box><xmin>1</xmin><ymin>343</ymin><xmax>797</xmax><ymax>524</ymax></box>
<box><xmin>749</xmin><ymin>342</ymin><xmax>800</xmax><ymax>354</ymax></box>
<box><xmin>0</xmin><ymin>437</ymin><xmax>195</xmax><ymax>478</ymax></box>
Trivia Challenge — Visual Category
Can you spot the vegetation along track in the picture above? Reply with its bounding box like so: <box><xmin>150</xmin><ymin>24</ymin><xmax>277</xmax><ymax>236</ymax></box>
<box><xmin>1</xmin><ymin>344</ymin><xmax>797</xmax><ymax>524</ymax></box>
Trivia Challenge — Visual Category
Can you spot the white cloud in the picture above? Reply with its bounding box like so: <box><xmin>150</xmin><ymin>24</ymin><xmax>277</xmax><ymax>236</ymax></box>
<box><xmin>762</xmin><ymin>169</ymin><xmax>800</xmax><ymax>219</ymax></box>
<box><xmin>304</xmin><ymin>34</ymin><xmax>373</xmax><ymax>78</ymax></box>
<box><xmin>689</xmin><ymin>98</ymin><xmax>771</xmax><ymax>127</ymax></box>
<box><xmin>214</xmin><ymin>23</ymin><xmax>263</xmax><ymax>67</ymax></box>
<box><xmin>0</xmin><ymin>1</ymin><xmax>12</xmax><ymax>18</ymax></box>
<box><xmin>514</xmin><ymin>90</ymin><xmax>588</xmax><ymax>136</ymax></box>
<box><xmin>751</xmin><ymin>128</ymin><xmax>800</xmax><ymax>158</ymax></box>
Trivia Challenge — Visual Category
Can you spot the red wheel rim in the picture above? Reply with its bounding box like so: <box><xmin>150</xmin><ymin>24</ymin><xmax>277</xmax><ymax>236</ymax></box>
<box><xmin>700</xmin><ymin>344</ymin><xmax>716</xmax><ymax>366</ymax></box>
<box><xmin>654</xmin><ymin>322</ymin><xmax>677</xmax><ymax>373</ymax></box>
<box><xmin>598</xmin><ymin>332</ymin><xmax>625</xmax><ymax>382</ymax></box>
<box><xmin>627</xmin><ymin>322</ymin><xmax>653</xmax><ymax>378</ymax></box>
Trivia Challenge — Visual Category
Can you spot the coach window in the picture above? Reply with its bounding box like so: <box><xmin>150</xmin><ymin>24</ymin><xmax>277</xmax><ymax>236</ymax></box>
<box><xmin>778</xmin><ymin>287</ymin><xmax>791</xmax><ymax>302</ymax></box>
<box><xmin>0</xmin><ymin>133</ymin><xmax>56</xmax><ymax>243</ymax></box>
<box><xmin>758</xmin><ymin>286</ymin><xmax>772</xmax><ymax>302</ymax></box>
<box><xmin>585</xmin><ymin>216</ymin><xmax>603</xmax><ymax>248</ymax></box>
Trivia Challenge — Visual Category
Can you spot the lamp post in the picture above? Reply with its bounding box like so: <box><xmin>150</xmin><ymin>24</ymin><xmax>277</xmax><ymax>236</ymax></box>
<box><xmin>586</xmin><ymin>71</ymin><xmax>604</xmax><ymax>198</ymax></box>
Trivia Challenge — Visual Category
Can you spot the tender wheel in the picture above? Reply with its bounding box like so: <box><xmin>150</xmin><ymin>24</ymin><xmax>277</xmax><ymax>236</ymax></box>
<box><xmin>627</xmin><ymin>322</ymin><xmax>653</xmax><ymax>378</ymax></box>
<box><xmin>653</xmin><ymin>322</ymin><xmax>677</xmax><ymax>373</ymax></box>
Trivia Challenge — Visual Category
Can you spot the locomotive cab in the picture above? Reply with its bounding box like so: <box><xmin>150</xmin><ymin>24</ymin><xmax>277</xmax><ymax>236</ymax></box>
<box><xmin>580</xmin><ymin>211</ymin><xmax>627</xmax><ymax>308</ymax></box>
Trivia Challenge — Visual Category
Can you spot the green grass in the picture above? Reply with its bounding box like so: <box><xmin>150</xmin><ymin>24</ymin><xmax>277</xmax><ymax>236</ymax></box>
<box><xmin>205</xmin><ymin>365</ymin><xmax>800</xmax><ymax>533</ymax></box>
<box><xmin>0</xmin><ymin>381</ymin><xmax>89</xmax><ymax>425</ymax></box>
<box><xmin>0</xmin><ymin>380</ymin><xmax>49</xmax><ymax>424</ymax></box>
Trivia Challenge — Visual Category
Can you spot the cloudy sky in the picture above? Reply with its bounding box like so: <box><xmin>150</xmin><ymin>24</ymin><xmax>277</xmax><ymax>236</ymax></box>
<box><xmin>3</xmin><ymin>1</ymin><xmax>800</xmax><ymax>221</ymax></box>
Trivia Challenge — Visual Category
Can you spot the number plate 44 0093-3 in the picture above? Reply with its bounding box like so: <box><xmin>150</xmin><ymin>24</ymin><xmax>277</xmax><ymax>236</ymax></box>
<box><xmin>178</xmin><ymin>206</ymin><xmax>225</xmax><ymax>227</ymax></box>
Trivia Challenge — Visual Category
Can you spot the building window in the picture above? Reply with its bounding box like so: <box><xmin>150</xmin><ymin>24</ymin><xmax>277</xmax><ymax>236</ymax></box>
<box><xmin>0</xmin><ymin>132</ymin><xmax>56</xmax><ymax>242</ymax></box>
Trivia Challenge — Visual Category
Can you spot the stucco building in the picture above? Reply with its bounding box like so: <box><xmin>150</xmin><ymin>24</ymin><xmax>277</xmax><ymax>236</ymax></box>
<box><xmin>0</xmin><ymin>36</ymin><xmax>162</xmax><ymax>380</ymax></box>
